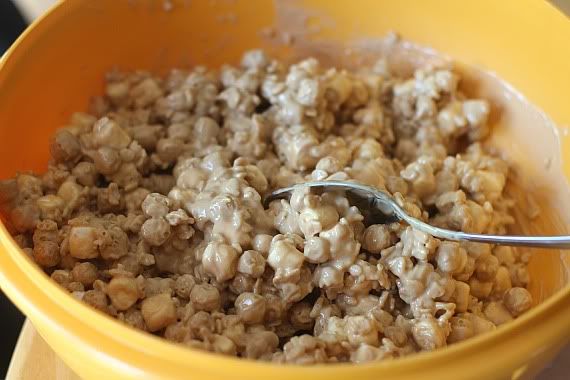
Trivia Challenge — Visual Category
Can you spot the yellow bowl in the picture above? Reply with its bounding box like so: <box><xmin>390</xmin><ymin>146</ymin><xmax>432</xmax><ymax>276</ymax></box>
<box><xmin>1</xmin><ymin>1</ymin><xmax>570</xmax><ymax>379</ymax></box>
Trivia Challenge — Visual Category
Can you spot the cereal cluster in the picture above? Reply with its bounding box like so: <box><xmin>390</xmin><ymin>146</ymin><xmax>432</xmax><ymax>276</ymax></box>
<box><xmin>0</xmin><ymin>50</ymin><xmax>533</xmax><ymax>363</ymax></box>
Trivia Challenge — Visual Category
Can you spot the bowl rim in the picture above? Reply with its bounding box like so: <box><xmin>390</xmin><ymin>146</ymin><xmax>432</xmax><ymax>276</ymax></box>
<box><xmin>1</xmin><ymin>0</ymin><xmax>570</xmax><ymax>377</ymax></box>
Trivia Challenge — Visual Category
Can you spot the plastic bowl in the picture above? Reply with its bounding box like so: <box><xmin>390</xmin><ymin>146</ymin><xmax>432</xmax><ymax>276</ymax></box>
<box><xmin>1</xmin><ymin>1</ymin><xmax>570</xmax><ymax>379</ymax></box>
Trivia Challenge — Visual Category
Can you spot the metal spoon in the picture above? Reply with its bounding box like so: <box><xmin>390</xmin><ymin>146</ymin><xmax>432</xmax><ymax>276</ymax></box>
<box><xmin>265</xmin><ymin>180</ymin><xmax>570</xmax><ymax>249</ymax></box>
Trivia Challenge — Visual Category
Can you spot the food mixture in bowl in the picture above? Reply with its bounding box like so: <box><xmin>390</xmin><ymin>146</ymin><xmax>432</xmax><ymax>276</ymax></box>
<box><xmin>0</xmin><ymin>49</ymin><xmax>534</xmax><ymax>363</ymax></box>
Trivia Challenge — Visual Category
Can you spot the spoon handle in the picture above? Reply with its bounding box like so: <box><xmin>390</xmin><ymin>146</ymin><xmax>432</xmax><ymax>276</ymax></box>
<box><xmin>403</xmin><ymin>214</ymin><xmax>570</xmax><ymax>249</ymax></box>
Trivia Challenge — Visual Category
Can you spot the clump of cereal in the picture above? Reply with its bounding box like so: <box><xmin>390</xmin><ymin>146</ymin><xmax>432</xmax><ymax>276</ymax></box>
<box><xmin>0</xmin><ymin>48</ymin><xmax>532</xmax><ymax>364</ymax></box>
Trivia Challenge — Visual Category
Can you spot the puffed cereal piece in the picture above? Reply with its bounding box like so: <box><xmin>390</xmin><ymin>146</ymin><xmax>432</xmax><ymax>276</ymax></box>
<box><xmin>362</xmin><ymin>225</ymin><xmax>392</xmax><ymax>254</ymax></box>
<box><xmin>237</xmin><ymin>250</ymin><xmax>266</xmax><ymax>278</ymax></box>
<box><xmin>235</xmin><ymin>292</ymin><xmax>267</xmax><ymax>324</ymax></box>
<box><xmin>141</xmin><ymin>293</ymin><xmax>177</xmax><ymax>332</ymax></box>
<box><xmin>411</xmin><ymin>316</ymin><xmax>447</xmax><ymax>350</ymax></box>
<box><xmin>503</xmin><ymin>287</ymin><xmax>532</xmax><ymax>317</ymax></box>
<box><xmin>107</xmin><ymin>276</ymin><xmax>141</xmax><ymax>311</ymax></box>
<box><xmin>190</xmin><ymin>283</ymin><xmax>221</xmax><ymax>312</ymax></box>
<box><xmin>202</xmin><ymin>241</ymin><xmax>239</xmax><ymax>282</ymax></box>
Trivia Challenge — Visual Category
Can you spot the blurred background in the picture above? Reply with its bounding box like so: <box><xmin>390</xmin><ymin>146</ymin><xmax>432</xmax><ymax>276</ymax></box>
<box><xmin>0</xmin><ymin>0</ymin><xmax>568</xmax><ymax>378</ymax></box>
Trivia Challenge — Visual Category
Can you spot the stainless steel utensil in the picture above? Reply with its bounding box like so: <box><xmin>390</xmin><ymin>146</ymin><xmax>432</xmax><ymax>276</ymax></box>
<box><xmin>265</xmin><ymin>180</ymin><xmax>570</xmax><ymax>249</ymax></box>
